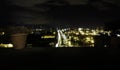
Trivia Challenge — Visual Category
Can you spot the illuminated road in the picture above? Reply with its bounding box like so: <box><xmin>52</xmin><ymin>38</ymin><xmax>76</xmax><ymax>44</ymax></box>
<box><xmin>55</xmin><ymin>28</ymin><xmax>102</xmax><ymax>47</ymax></box>
<box><xmin>59</xmin><ymin>30</ymin><xmax>68</xmax><ymax>46</ymax></box>
<box><xmin>56</xmin><ymin>29</ymin><xmax>71</xmax><ymax>47</ymax></box>
<box><xmin>55</xmin><ymin>30</ymin><xmax>61</xmax><ymax>47</ymax></box>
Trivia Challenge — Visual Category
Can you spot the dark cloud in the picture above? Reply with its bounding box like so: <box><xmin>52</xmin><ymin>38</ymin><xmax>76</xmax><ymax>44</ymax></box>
<box><xmin>1</xmin><ymin>0</ymin><xmax>120</xmax><ymax>28</ymax></box>
<box><xmin>9</xmin><ymin>0</ymin><xmax>88</xmax><ymax>6</ymax></box>
<box><xmin>9</xmin><ymin>0</ymin><xmax>120</xmax><ymax>6</ymax></box>
<box><xmin>10</xmin><ymin>4</ymin><xmax>120</xmax><ymax>28</ymax></box>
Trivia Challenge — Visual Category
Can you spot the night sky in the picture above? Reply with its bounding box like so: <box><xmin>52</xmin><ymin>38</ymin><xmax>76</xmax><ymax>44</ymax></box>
<box><xmin>9</xmin><ymin>0</ymin><xmax>120</xmax><ymax>6</ymax></box>
<box><xmin>1</xmin><ymin>0</ymin><xmax>120</xmax><ymax>28</ymax></box>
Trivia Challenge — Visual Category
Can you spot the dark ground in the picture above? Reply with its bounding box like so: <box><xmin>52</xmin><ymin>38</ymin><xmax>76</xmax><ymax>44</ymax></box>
<box><xmin>0</xmin><ymin>47</ymin><xmax>120</xmax><ymax>68</ymax></box>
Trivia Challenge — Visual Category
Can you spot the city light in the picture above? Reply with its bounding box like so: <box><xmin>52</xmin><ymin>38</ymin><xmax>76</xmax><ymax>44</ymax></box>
<box><xmin>0</xmin><ymin>43</ymin><xmax>13</xmax><ymax>48</ymax></box>
<box><xmin>2</xmin><ymin>32</ymin><xmax>5</xmax><ymax>35</ymax></box>
<box><xmin>78</xmin><ymin>28</ymin><xmax>83</xmax><ymax>31</ymax></box>
<box><xmin>29</xmin><ymin>27</ymin><xmax>112</xmax><ymax>47</ymax></box>
<box><xmin>53</xmin><ymin>32</ymin><xmax>56</xmax><ymax>34</ymax></box>
<box><xmin>117</xmin><ymin>34</ymin><xmax>120</xmax><ymax>37</ymax></box>
<box><xmin>91</xmin><ymin>40</ymin><xmax>94</xmax><ymax>43</ymax></box>
<box><xmin>41</xmin><ymin>35</ymin><xmax>55</xmax><ymax>38</ymax></box>
<box><xmin>8</xmin><ymin>44</ymin><xmax>13</xmax><ymax>48</ymax></box>
<box><xmin>54</xmin><ymin>27</ymin><xmax>111</xmax><ymax>47</ymax></box>
<box><xmin>0</xmin><ymin>32</ymin><xmax>5</xmax><ymax>35</ymax></box>
<box><xmin>0</xmin><ymin>27</ymin><xmax>112</xmax><ymax>48</ymax></box>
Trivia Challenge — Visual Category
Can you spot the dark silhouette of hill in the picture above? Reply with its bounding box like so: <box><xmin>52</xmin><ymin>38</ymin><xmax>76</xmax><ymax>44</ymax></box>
<box><xmin>105</xmin><ymin>20</ymin><xmax>120</xmax><ymax>31</ymax></box>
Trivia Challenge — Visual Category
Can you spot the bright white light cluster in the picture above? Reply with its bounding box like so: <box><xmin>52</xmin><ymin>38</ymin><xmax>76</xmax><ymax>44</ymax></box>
<box><xmin>0</xmin><ymin>43</ymin><xmax>13</xmax><ymax>48</ymax></box>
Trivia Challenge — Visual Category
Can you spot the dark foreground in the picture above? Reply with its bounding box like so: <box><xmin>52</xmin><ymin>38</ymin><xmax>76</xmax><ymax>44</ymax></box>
<box><xmin>0</xmin><ymin>47</ymin><xmax>120</xmax><ymax>68</ymax></box>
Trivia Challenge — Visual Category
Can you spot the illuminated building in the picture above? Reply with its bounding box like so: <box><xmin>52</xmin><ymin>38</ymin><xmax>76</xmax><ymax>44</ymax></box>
<box><xmin>0</xmin><ymin>26</ymin><xmax>112</xmax><ymax>48</ymax></box>
<box><xmin>55</xmin><ymin>27</ymin><xmax>111</xmax><ymax>47</ymax></box>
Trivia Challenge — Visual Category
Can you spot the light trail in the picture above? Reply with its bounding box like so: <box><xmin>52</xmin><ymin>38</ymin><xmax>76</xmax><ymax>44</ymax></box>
<box><xmin>59</xmin><ymin>30</ymin><xmax>69</xmax><ymax>47</ymax></box>
<box><xmin>55</xmin><ymin>30</ymin><xmax>62</xmax><ymax>47</ymax></box>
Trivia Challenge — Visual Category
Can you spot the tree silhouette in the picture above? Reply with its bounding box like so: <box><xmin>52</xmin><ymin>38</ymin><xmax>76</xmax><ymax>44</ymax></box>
<box><xmin>104</xmin><ymin>20</ymin><xmax>120</xmax><ymax>33</ymax></box>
